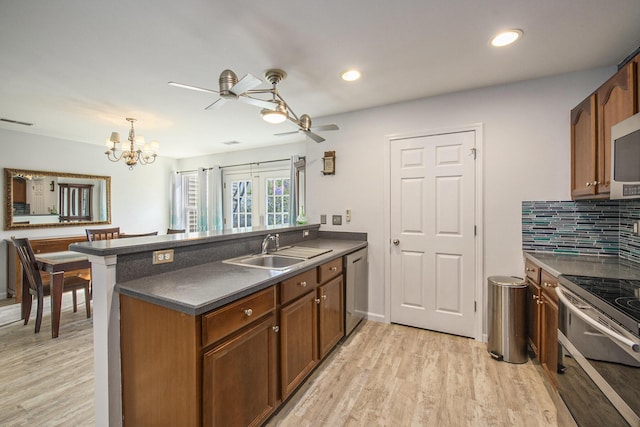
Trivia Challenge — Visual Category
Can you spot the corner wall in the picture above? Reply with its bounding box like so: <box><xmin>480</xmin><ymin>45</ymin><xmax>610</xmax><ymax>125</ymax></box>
<box><xmin>303</xmin><ymin>66</ymin><xmax>614</xmax><ymax>326</ymax></box>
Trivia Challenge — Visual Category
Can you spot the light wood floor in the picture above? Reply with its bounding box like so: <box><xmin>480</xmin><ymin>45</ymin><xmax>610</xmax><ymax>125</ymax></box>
<box><xmin>0</xmin><ymin>301</ymin><xmax>558</xmax><ymax>426</ymax></box>
<box><xmin>267</xmin><ymin>321</ymin><xmax>557</xmax><ymax>426</ymax></box>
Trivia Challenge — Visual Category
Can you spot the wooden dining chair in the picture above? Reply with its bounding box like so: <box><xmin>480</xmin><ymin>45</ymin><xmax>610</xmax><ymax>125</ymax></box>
<box><xmin>86</xmin><ymin>227</ymin><xmax>120</xmax><ymax>241</ymax></box>
<box><xmin>167</xmin><ymin>228</ymin><xmax>186</xmax><ymax>234</ymax></box>
<box><xmin>11</xmin><ymin>237</ymin><xmax>91</xmax><ymax>334</ymax></box>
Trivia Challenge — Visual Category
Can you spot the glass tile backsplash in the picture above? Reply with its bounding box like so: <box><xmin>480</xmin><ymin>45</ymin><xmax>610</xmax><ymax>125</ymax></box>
<box><xmin>522</xmin><ymin>199</ymin><xmax>640</xmax><ymax>263</ymax></box>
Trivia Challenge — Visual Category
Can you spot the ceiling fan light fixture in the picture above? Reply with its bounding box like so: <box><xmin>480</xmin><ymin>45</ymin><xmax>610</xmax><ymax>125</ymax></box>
<box><xmin>491</xmin><ymin>29</ymin><xmax>523</xmax><ymax>47</ymax></box>
<box><xmin>341</xmin><ymin>69</ymin><xmax>361</xmax><ymax>81</ymax></box>
<box><xmin>261</xmin><ymin>109</ymin><xmax>287</xmax><ymax>124</ymax></box>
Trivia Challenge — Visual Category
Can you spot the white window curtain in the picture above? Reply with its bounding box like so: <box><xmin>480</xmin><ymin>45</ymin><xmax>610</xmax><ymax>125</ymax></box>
<box><xmin>170</xmin><ymin>167</ymin><xmax>223</xmax><ymax>232</ymax></box>
<box><xmin>289</xmin><ymin>155</ymin><xmax>299</xmax><ymax>225</ymax></box>
<box><xmin>197</xmin><ymin>167</ymin><xmax>223</xmax><ymax>232</ymax></box>
<box><xmin>169</xmin><ymin>172</ymin><xmax>185</xmax><ymax>230</ymax></box>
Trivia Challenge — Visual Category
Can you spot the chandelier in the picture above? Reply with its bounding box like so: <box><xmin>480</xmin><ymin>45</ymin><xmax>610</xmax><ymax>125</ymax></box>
<box><xmin>105</xmin><ymin>118</ymin><xmax>159</xmax><ymax>169</ymax></box>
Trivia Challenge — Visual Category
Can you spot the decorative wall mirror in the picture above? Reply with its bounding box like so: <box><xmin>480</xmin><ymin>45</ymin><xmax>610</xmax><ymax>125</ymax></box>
<box><xmin>4</xmin><ymin>168</ymin><xmax>111</xmax><ymax>230</ymax></box>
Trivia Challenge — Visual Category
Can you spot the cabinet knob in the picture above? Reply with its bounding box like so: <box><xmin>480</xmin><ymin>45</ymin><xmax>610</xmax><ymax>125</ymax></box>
<box><xmin>525</xmin><ymin>268</ymin><xmax>534</xmax><ymax>272</ymax></box>
<box><xmin>322</xmin><ymin>294</ymin><xmax>327</xmax><ymax>300</ymax></box>
<box><xmin>537</xmin><ymin>300</ymin><xmax>543</xmax><ymax>305</ymax></box>
<box><xmin>532</xmin><ymin>295</ymin><xmax>538</xmax><ymax>300</ymax></box>
<box><xmin>272</xmin><ymin>325</ymin><xmax>280</xmax><ymax>333</ymax></box>
<box><xmin>392</xmin><ymin>239</ymin><xmax>400</xmax><ymax>246</ymax></box>
<box><xmin>244</xmin><ymin>308</ymin><xmax>253</xmax><ymax>317</ymax></box>
<box><xmin>330</xmin><ymin>267</ymin><xmax>337</xmax><ymax>271</ymax></box>
<box><xmin>315</xmin><ymin>298</ymin><xmax>321</xmax><ymax>304</ymax></box>
<box><xmin>299</xmin><ymin>281</ymin><xmax>307</xmax><ymax>287</ymax></box>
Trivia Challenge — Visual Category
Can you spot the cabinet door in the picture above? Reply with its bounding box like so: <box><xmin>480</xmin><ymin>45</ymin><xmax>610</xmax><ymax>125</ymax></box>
<box><xmin>526</xmin><ymin>279</ymin><xmax>541</xmax><ymax>358</ymax></box>
<box><xmin>596</xmin><ymin>61</ymin><xmax>635</xmax><ymax>196</ymax></box>
<box><xmin>541</xmin><ymin>296</ymin><xmax>558</xmax><ymax>389</ymax></box>
<box><xmin>571</xmin><ymin>95</ymin><xmax>598</xmax><ymax>199</ymax></box>
<box><xmin>280</xmin><ymin>291</ymin><xmax>318</xmax><ymax>399</ymax></box>
<box><xmin>318</xmin><ymin>275</ymin><xmax>345</xmax><ymax>359</ymax></box>
<box><xmin>202</xmin><ymin>314</ymin><xmax>278</xmax><ymax>427</ymax></box>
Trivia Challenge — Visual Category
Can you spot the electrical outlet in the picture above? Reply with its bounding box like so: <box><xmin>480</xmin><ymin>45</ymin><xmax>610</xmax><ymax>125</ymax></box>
<box><xmin>346</xmin><ymin>209</ymin><xmax>351</xmax><ymax>222</ymax></box>
<box><xmin>153</xmin><ymin>249</ymin><xmax>174</xmax><ymax>264</ymax></box>
<box><xmin>320</xmin><ymin>214</ymin><xmax>327</xmax><ymax>224</ymax></box>
<box><xmin>303</xmin><ymin>229</ymin><xmax>309</xmax><ymax>237</ymax></box>
<box><xmin>332</xmin><ymin>215</ymin><xmax>342</xmax><ymax>225</ymax></box>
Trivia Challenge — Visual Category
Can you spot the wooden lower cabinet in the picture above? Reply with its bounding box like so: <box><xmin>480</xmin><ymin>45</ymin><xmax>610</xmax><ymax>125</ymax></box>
<box><xmin>120</xmin><ymin>255</ymin><xmax>350</xmax><ymax>426</ymax></box>
<box><xmin>523</xmin><ymin>257</ymin><xmax>559</xmax><ymax>389</ymax></box>
<box><xmin>541</xmin><ymin>295</ymin><xmax>558</xmax><ymax>388</ymax></box>
<box><xmin>318</xmin><ymin>276</ymin><xmax>344</xmax><ymax>358</ymax></box>
<box><xmin>280</xmin><ymin>291</ymin><xmax>318</xmax><ymax>398</ymax></box>
<box><xmin>203</xmin><ymin>314</ymin><xmax>278</xmax><ymax>427</ymax></box>
<box><xmin>526</xmin><ymin>279</ymin><xmax>542</xmax><ymax>358</ymax></box>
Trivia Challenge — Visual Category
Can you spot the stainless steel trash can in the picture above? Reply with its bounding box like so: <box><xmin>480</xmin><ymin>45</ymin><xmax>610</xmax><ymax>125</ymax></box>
<box><xmin>487</xmin><ymin>276</ymin><xmax>528</xmax><ymax>364</ymax></box>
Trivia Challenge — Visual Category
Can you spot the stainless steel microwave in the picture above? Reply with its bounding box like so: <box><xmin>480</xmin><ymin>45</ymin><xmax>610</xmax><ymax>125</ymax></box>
<box><xmin>611</xmin><ymin>112</ymin><xmax>640</xmax><ymax>199</ymax></box>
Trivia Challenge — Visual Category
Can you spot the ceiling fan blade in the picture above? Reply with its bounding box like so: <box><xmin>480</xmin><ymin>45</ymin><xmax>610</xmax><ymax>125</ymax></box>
<box><xmin>305</xmin><ymin>131</ymin><xmax>325</xmax><ymax>143</ymax></box>
<box><xmin>168</xmin><ymin>81</ymin><xmax>218</xmax><ymax>94</ymax></box>
<box><xmin>311</xmin><ymin>124</ymin><xmax>339</xmax><ymax>132</ymax></box>
<box><xmin>230</xmin><ymin>73</ymin><xmax>262</xmax><ymax>95</ymax></box>
<box><xmin>237</xmin><ymin>95</ymin><xmax>278</xmax><ymax>110</ymax></box>
<box><xmin>205</xmin><ymin>98</ymin><xmax>227</xmax><ymax>110</ymax></box>
<box><xmin>274</xmin><ymin>130</ymin><xmax>302</xmax><ymax>137</ymax></box>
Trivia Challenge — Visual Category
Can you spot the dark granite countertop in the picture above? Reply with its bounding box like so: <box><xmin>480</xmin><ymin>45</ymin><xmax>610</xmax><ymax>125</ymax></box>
<box><xmin>116</xmin><ymin>238</ymin><xmax>366</xmax><ymax>316</ymax></box>
<box><xmin>524</xmin><ymin>251</ymin><xmax>640</xmax><ymax>280</ymax></box>
<box><xmin>69</xmin><ymin>223</ymin><xmax>321</xmax><ymax>256</ymax></box>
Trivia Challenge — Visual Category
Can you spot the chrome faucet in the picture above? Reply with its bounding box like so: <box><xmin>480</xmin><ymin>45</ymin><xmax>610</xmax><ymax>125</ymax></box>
<box><xmin>261</xmin><ymin>233</ymin><xmax>279</xmax><ymax>254</ymax></box>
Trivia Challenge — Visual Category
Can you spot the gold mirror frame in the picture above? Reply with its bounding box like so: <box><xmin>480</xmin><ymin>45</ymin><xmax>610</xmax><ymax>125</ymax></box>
<box><xmin>4</xmin><ymin>168</ymin><xmax>111</xmax><ymax>230</ymax></box>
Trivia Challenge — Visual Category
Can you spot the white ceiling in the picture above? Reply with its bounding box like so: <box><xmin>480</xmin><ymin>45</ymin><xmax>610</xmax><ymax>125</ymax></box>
<box><xmin>1</xmin><ymin>1</ymin><xmax>639</xmax><ymax>159</ymax></box>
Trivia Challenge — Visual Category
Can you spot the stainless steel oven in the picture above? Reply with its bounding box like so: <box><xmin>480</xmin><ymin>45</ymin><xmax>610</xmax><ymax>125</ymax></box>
<box><xmin>557</xmin><ymin>276</ymin><xmax>640</xmax><ymax>427</ymax></box>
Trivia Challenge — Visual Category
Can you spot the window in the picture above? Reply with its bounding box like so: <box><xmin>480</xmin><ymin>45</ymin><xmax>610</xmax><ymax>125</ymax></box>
<box><xmin>182</xmin><ymin>172</ymin><xmax>199</xmax><ymax>232</ymax></box>
<box><xmin>265</xmin><ymin>177</ymin><xmax>290</xmax><ymax>226</ymax></box>
<box><xmin>223</xmin><ymin>166</ymin><xmax>290</xmax><ymax>228</ymax></box>
<box><xmin>231</xmin><ymin>179</ymin><xmax>252</xmax><ymax>228</ymax></box>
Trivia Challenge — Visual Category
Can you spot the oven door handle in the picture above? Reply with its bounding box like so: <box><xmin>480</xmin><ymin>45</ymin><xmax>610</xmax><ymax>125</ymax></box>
<box><xmin>555</xmin><ymin>287</ymin><xmax>640</xmax><ymax>353</ymax></box>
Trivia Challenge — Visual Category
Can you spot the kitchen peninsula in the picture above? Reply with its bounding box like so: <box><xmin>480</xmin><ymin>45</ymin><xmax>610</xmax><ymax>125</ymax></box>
<box><xmin>69</xmin><ymin>224</ymin><xmax>366</xmax><ymax>426</ymax></box>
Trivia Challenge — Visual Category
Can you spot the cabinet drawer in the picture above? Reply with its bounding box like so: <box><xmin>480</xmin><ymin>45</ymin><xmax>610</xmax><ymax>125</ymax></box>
<box><xmin>540</xmin><ymin>270</ymin><xmax>558</xmax><ymax>303</ymax></box>
<box><xmin>524</xmin><ymin>259</ymin><xmax>540</xmax><ymax>284</ymax></box>
<box><xmin>202</xmin><ymin>286</ymin><xmax>276</xmax><ymax>347</ymax></box>
<box><xmin>318</xmin><ymin>258</ymin><xmax>342</xmax><ymax>284</ymax></box>
<box><xmin>281</xmin><ymin>269</ymin><xmax>318</xmax><ymax>305</ymax></box>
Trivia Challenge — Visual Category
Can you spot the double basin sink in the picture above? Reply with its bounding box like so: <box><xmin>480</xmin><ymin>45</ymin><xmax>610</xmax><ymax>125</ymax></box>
<box><xmin>224</xmin><ymin>246</ymin><xmax>333</xmax><ymax>271</ymax></box>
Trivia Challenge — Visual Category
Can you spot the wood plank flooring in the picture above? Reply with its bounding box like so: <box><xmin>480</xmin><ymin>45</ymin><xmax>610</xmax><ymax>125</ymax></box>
<box><xmin>267</xmin><ymin>321</ymin><xmax>557</xmax><ymax>426</ymax></box>
<box><xmin>0</xmin><ymin>301</ymin><xmax>558</xmax><ymax>426</ymax></box>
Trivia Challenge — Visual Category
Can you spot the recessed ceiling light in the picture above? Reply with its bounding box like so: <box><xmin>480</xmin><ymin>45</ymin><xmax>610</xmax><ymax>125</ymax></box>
<box><xmin>491</xmin><ymin>29</ymin><xmax>523</xmax><ymax>47</ymax></box>
<box><xmin>341</xmin><ymin>69</ymin><xmax>362</xmax><ymax>82</ymax></box>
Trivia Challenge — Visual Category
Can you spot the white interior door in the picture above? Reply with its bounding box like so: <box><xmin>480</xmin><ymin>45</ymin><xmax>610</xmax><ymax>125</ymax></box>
<box><xmin>390</xmin><ymin>130</ymin><xmax>476</xmax><ymax>337</ymax></box>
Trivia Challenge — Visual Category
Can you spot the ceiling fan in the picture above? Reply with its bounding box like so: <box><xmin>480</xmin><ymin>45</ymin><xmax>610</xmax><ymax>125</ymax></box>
<box><xmin>169</xmin><ymin>68</ymin><xmax>339</xmax><ymax>143</ymax></box>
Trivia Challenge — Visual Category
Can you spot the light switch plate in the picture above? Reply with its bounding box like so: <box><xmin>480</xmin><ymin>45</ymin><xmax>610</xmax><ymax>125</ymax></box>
<box><xmin>332</xmin><ymin>215</ymin><xmax>342</xmax><ymax>225</ymax></box>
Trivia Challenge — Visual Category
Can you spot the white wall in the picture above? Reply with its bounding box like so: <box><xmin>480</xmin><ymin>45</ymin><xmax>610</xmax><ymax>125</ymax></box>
<box><xmin>0</xmin><ymin>128</ymin><xmax>177</xmax><ymax>297</ymax></box>
<box><xmin>303</xmin><ymin>66</ymin><xmax>614</xmax><ymax>324</ymax></box>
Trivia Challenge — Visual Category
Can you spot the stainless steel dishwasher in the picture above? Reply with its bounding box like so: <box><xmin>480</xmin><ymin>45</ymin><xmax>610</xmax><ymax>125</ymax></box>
<box><xmin>345</xmin><ymin>248</ymin><xmax>368</xmax><ymax>336</ymax></box>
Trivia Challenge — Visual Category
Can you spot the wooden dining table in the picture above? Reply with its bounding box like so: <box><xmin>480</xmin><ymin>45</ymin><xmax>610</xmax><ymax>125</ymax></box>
<box><xmin>31</xmin><ymin>251</ymin><xmax>91</xmax><ymax>338</ymax></box>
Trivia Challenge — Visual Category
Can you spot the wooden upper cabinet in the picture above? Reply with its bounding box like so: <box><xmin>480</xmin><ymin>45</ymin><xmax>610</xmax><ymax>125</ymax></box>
<box><xmin>571</xmin><ymin>95</ymin><xmax>598</xmax><ymax>199</ymax></box>
<box><xmin>596</xmin><ymin>61</ymin><xmax>635</xmax><ymax>196</ymax></box>
<box><xmin>570</xmin><ymin>60</ymin><xmax>637</xmax><ymax>200</ymax></box>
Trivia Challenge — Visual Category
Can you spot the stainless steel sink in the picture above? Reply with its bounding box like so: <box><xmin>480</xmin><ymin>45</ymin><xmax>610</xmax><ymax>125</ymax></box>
<box><xmin>223</xmin><ymin>253</ymin><xmax>306</xmax><ymax>270</ymax></box>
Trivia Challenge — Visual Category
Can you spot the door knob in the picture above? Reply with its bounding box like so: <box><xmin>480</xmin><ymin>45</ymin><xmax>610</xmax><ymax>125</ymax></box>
<box><xmin>392</xmin><ymin>239</ymin><xmax>400</xmax><ymax>246</ymax></box>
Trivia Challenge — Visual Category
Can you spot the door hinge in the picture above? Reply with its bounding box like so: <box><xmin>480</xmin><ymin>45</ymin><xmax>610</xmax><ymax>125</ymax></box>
<box><xmin>470</xmin><ymin>148</ymin><xmax>477</xmax><ymax>159</ymax></box>
<box><xmin>474</xmin><ymin>301</ymin><xmax>477</xmax><ymax>312</ymax></box>
<box><xmin>474</xmin><ymin>225</ymin><xmax>477</xmax><ymax>236</ymax></box>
